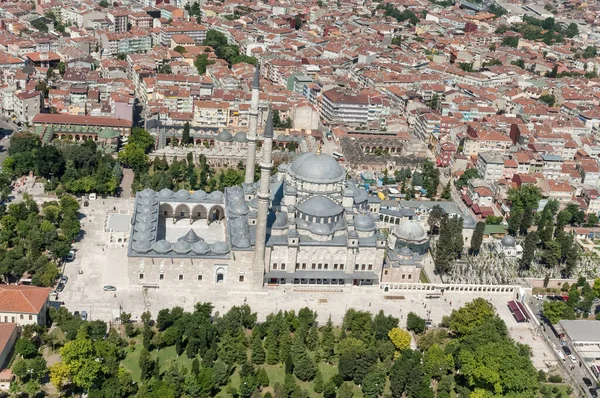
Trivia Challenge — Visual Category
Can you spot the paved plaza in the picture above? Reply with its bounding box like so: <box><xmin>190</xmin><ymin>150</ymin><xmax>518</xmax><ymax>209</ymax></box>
<box><xmin>57</xmin><ymin>197</ymin><xmax>555</xmax><ymax>370</ymax></box>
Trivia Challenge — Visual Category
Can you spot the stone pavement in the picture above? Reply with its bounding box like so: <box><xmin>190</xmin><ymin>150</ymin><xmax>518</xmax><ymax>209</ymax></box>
<box><xmin>56</xmin><ymin>196</ymin><xmax>554</xmax><ymax>367</ymax></box>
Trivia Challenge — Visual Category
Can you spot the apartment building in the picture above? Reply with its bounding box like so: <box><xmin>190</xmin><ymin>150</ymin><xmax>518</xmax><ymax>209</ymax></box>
<box><xmin>100</xmin><ymin>32</ymin><xmax>152</xmax><ymax>57</ymax></box>
<box><xmin>159</xmin><ymin>23</ymin><xmax>207</xmax><ymax>46</ymax></box>
<box><xmin>540</xmin><ymin>154</ymin><xmax>564</xmax><ymax>181</ymax></box>
<box><xmin>128</xmin><ymin>12</ymin><xmax>153</xmax><ymax>29</ymax></box>
<box><xmin>476</xmin><ymin>152</ymin><xmax>505</xmax><ymax>183</ymax></box>
<box><xmin>108</xmin><ymin>9</ymin><xmax>129</xmax><ymax>33</ymax></box>
<box><xmin>321</xmin><ymin>88</ymin><xmax>370</xmax><ymax>126</ymax></box>
<box><xmin>13</xmin><ymin>90</ymin><xmax>41</xmax><ymax>125</ymax></box>
<box><xmin>414</xmin><ymin>110</ymin><xmax>441</xmax><ymax>141</ymax></box>
<box><xmin>193</xmin><ymin>101</ymin><xmax>230</xmax><ymax>127</ymax></box>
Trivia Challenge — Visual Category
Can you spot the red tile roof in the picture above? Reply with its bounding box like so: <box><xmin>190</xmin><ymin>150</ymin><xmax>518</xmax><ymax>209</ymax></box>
<box><xmin>32</xmin><ymin>114</ymin><xmax>132</xmax><ymax>128</ymax></box>
<box><xmin>0</xmin><ymin>323</ymin><xmax>16</xmax><ymax>357</ymax></box>
<box><xmin>0</xmin><ymin>285</ymin><xmax>50</xmax><ymax>314</ymax></box>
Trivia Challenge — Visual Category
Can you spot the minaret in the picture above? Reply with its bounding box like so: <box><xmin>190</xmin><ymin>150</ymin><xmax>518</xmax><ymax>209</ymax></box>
<box><xmin>245</xmin><ymin>66</ymin><xmax>261</xmax><ymax>185</ymax></box>
<box><xmin>253</xmin><ymin>110</ymin><xmax>274</xmax><ymax>285</ymax></box>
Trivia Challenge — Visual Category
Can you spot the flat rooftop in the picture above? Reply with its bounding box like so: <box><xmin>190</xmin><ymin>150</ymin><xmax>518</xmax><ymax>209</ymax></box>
<box><xmin>559</xmin><ymin>320</ymin><xmax>600</xmax><ymax>344</ymax></box>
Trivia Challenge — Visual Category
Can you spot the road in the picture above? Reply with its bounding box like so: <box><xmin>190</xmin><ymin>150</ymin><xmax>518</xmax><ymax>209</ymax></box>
<box><xmin>0</xmin><ymin>118</ymin><xmax>18</xmax><ymax>165</ymax></box>
<box><xmin>527</xmin><ymin>296</ymin><xmax>598</xmax><ymax>398</ymax></box>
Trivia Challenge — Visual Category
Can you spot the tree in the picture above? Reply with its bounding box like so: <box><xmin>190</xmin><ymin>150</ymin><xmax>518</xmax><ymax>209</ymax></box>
<box><xmin>251</xmin><ymin>334</ymin><xmax>265</xmax><ymax>365</ymax></box>
<box><xmin>519</xmin><ymin>231</ymin><xmax>538</xmax><ymax>270</ymax></box>
<box><xmin>314</xmin><ymin>369</ymin><xmax>324</xmax><ymax>393</ymax></box>
<box><xmin>362</xmin><ymin>371</ymin><xmax>385</xmax><ymax>398</ymax></box>
<box><xmin>470</xmin><ymin>221</ymin><xmax>485</xmax><ymax>255</ymax></box>
<box><xmin>306</xmin><ymin>325</ymin><xmax>319</xmax><ymax>351</ymax></box>
<box><xmin>543</xmin><ymin>301</ymin><xmax>575</xmax><ymax>324</ymax></box>
<box><xmin>57</xmin><ymin>61</ymin><xmax>66</xmax><ymax>75</ymax></box>
<box><xmin>373</xmin><ymin>310</ymin><xmax>399</xmax><ymax>341</ymax></box>
<box><xmin>139</xmin><ymin>348</ymin><xmax>154</xmax><ymax>380</ymax></box>
<box><xmin>388</xmin><ymin>328</ymin><xmax>411</xmax><ymax>351</ymax></box>
<box><xmin>118</xmin><ymin>142</ymin><xmax>148</xmax><ymax>172</ymax></box>
<box><xmin>565</xmin><ymin>22</ymin><xmax>579</xmax><ymax>38</ymax></box>
<box><xmin>448</xmin><ymin>298</ymin><xmax>496</xmax><ymax>336</ymax></box>
<box><xmin>423</xmin><ymin>344</ymin><xmax>453</xmax><ymax>379</ymax></box>
<box><xmin>174</xmin><ymin>45</ymin><xmax>187</xmax><ymax>53</ymax></box>
<box><xmin>15</xmin><ymin>338</ymin><xmax>38</xmax><ymax>358</ymax></box>
<box><xmin>182</xmin><ymin>122</ymin><xmax>190</xmax><ymax>146</ymax></box>
<box><xmin>338</xmin><ymin>382</ymin><xmax>354</xmax><ymax>398</ymax></box>
<box><xmin>256</xmin><ymin>367</ymin><xmax>269</xmax><ymax>387</ymax></box>
<box><xmin>99</xmin><ymin>0</ymin><xmax>108</xmax><ymax>6</ymax></box>
<box><xmin>584</xmin><ymin>46</ymin><xmax>598</xmax><ymax>59</ymax></box>
<box><xmin>49</xmin><ymin>362</ymin><xmax>70</xmax><ymax>391</ymax></box>
<box><xmin>321</xmin><ymin>317</ymin><xmax>335</xmax><ymax>359</ymax></box>
<box><xmin>406</xmin><ymin>312</ymin><xmax>426</xmax><ymax>334</ymax></box>
<box><xmin>539</xmin><ymin>94</ymin><xmax>556</xmax><ymax>107</ymax></box>
<box><xmin>294</xmin><ymin>353</ymin><xmax>316</xmax><ymax>381</ymax></box>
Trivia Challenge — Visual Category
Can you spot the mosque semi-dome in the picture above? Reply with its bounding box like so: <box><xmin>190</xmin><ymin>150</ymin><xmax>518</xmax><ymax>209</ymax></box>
<box><xmin>297</xmin><ymin>196</ymin><xmax>344</xmax><ymax>218</ymax></box>
<box><xmin>288</xmin><ymin>152</ymin><xmax>345</xmax><ymax>183</ymax></box>
<box><xmin>354</xmin><ymin>214</ymin><xmax>377</xmax><ymax>232</ymax></box>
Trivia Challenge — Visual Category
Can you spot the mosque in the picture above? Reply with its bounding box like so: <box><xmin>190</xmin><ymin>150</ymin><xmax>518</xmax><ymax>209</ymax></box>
<box><xmin>126</xmin><ymin>68</ymin><xmax>428</xmax><ymax>288</ymax></box>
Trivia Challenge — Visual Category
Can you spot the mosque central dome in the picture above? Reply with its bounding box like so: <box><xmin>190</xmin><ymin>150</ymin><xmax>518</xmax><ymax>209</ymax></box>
<box><xmin>288</xmin><ymin>152</ymin><xmax>345</xmax><ymax>183</ymax></box>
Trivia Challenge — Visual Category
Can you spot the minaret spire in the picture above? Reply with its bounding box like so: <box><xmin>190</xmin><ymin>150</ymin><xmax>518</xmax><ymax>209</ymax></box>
<box><xmin>245</xmin><ymin>66</ymin><xmax>261</xmax><ymax>185</ymax></box>
<box><xmin>252</xmin><ymin>110</ymin><xmax>274</xmax><ymax>286</ymax></box>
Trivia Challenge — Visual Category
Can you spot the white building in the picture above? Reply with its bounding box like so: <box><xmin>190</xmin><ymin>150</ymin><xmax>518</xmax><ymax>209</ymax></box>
<box><xmin>0</xmin><ymin>285</ymin><xmax>50</xmax><ymax>326</ymax></box>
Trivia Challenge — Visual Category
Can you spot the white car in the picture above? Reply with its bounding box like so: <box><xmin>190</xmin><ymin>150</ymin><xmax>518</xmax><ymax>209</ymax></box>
<box><xmin>569</xmin><ymin>355</ymin><xmax>577</xmax><ymax>364</ymax></box>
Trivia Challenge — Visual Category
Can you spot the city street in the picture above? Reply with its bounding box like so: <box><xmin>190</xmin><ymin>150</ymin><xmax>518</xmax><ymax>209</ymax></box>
<box><xmin>527</xmin><ymin>296</ymin><xmax>598</xmax><ymax>398</ymax></box>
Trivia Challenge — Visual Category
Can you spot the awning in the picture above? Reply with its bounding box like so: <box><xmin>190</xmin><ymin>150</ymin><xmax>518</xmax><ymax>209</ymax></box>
<box><xmin>471</xmin><ymin>204</ymin><xmax>481</xmax><ymax>214</ymax></box>
<box><xmin>462</xmin><ymin>194</ymin><xmax>473</xmax><ymax>205</ymax></box>
<box><xmin>480</xmin><ymin>206</ymin><xmax>495</xmax><ymax>217</ymax></box>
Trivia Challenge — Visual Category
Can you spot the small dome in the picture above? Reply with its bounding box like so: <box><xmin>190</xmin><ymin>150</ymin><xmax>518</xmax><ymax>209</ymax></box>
<box><xmin>136</xmin><ymin>205</ymin><xmax>153</xmax><ymax>215</ymax></box>
<box><xmin>191</xmin><ymin>240</ymin><xmax>210</xmax><ymax>254</ymax></box>
<box><xmin>158</xmin><ymin>188</ymin><xmax>174</xmax><ymax>199</ymax></box>
<box><xmin>138</xmin><ymin>188</ymin><xmax>156</xmax><ymax>198</ymax></box>
<box><xmin>179</xmin><ymin>229</ymin><xmax>201</xmax><ymax>243</ymax></box>
<box><xmin>230</xmin><ymin>202</ymin><xmax>249</xmax><ymax>216</ymax></box>
<box><xmin>233</xmin><ymin>132</ymin><xmax>247</xmax><ymax>142</ymax></box>
<box><xmin>134</xmin><ymin>230</ymin><xmax>153</xmax><ymax>241</ymax></box>
<box><xmin>192</xmin><ymin>190</ymin><xmax>208</xmax><ymax>200</ymax></box>
<box><xmin>211</xmin><ymin>241</ymin><xmax>230</xmax><ymax>254</ymax></box>
<box><xmin>136</xmin><ymin>213</ymin><xmax>155</xmax><ymax>223</ymax></box>
<box><xmin>231</xmin><ymin>226</ymin><xmax>249</xmax><ymax>236</ymax></box>
<box><xmin>230</xmin><ymin>217</ymin><xmax>246</xmax><ymax>228</ymax></box>
<box><xmin>272</xmin><ymin>212</ymin><xmax>288</xmax><ymax>229</ymax></box>
<box><xmin>501</xmin><ymin>235</ymin><xmax>516</xmax><ymax>247</ymax></box>
<box><xmin>138</xmin><ymin>197</ymin><xmax>158</xmax><ymax>206</ymax></box>
<box><xmin>132</xmin><ymin>240</ymin><xmax>152</xmax><ymax>253</ymax></box>
<box><xmin>175</xmin><ymin>189</ymin><xmax>191</xmax><ymax>200</ymax></box>
<box><xmin>135</xmin><ymin>222</ymin><xmax>155</xmax><ymax>232</ymax></box>
<box><xmin>228</xmin><ymin>186</ymin><xmax>244</xmax><ymax>200</ymax></box>
<box><xmin>216</xmin><ymin>130</ymin><xmax>233</xmax><ymax>142</ymax></box>
<box><xmin>394</xmin><ymin>221</ymin><xmax>427</xmax><ymax>242</ymax></box>
<box><xmin>354</xmin><ymin>214</ymin><xmax>376</xmax><ymax>231</ymax></box>
<box><xmin>399</xmin><ymin>246</ymin><xmax>413</xmax><ymax>256</ymax></box>
<box><xmin>208</xmin><ymin>191</ymin><xmax>223</xmax><ymax>201</ymax></box>
<box><xmin>249</xmin><ymin>197</ymin><xmax>258</xmax><ymax>209</ymax></box>
<box><xmin>153</xmin><ymin>240</ymin><xmax>172</xmax><ymax>254</ymax></box>
<box><xmin>232</xmin><ymin>236</ymin><xmax>251</xmax><ymax>248</ymax></box>
<box><xmin>173</xmin><ymin>240</ymin><xmax>191</xmax><ymax>254</ymax></box>
<box><xmin>311</xmin><ymin>223</ymin><xmax>331</xmax><ymax>235</ymax></box>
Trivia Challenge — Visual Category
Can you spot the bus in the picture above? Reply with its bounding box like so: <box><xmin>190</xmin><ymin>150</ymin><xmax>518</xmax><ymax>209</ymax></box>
<box><xmin>332</xmin><ymin>152</ymin><xmax>344</xmax><ymax>161</ymax></box>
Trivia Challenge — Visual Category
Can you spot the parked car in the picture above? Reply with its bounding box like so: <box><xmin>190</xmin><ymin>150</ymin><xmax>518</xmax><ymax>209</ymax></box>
<box><xmin>590</xmin><ymin>389</ymin><xmax>598</xmax><ymax>398</ymax></box>
<box><xmin>66</xmin><ymin>250</ymin><xmax>75</xmax><ymax>262</ymax></box>
<box><xmin>56</xmin><ymin>283</ymin><xmax>65</xmax><ymax>292</ymax></box>
<box><xmin>103</xmin><ymin>285</ymin><xmax>117</xmax><ymax>291</ymax></box>
<box><xmin>60</xmin><ymin>275</ymin><xmax>68</xmax><ymax>284</ymax></box>
<box><xmin>563</xmin><ymin>346</ymin><xmax>571</xmax><ymax>355</ymax></box>
<box><xmin>583</xmin><ymin>378</ymin><xmax>593</xmax><ymax>387</ymax></box>
<box><xmin>81</xmin><ymin>311</ymin><xmax>88</xmax><ymax>321</ymax></box>
<box><xmin>73</xmin><ymin>311</ymin><xmax>80</xmax><ymax>318</ymax></box>
<box><xmin>569</xmin><ymin>355</ymin><xmax>577</xmax><ymax>364</ymax></box>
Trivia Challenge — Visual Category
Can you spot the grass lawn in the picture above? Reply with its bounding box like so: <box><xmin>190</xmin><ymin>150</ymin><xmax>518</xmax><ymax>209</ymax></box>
<box><xmin>539</xmin><ymin>383</ymin><xmax>572</xmax><ymax>398</ymax></box>
<box><xmin>121</xmin><ymin>337</ymin><xmax>196</xmax><ymax>383</ymax></box>
<box><xmin>420</xmin><ymin>269</ymin><xmax>430</xmax><ymax>283</ymax></box>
